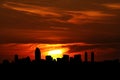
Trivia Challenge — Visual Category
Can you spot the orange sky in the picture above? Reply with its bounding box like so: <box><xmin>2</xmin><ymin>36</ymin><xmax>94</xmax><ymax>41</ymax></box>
<box><xmin>0</xmin><ymin>0</ymin><xmax>120</xmax><ymax>62</ymax></box>
<box><xmin>0</xmin><ymin>43</ymin><xmax>120</xmax><ymax>63</ymax></box>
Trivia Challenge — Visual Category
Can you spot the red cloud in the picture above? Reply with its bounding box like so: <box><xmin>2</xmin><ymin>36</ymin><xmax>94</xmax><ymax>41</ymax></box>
<box><xmin>102</xmin><ymin>3</ymin><xmax>120</xmax><ymax>9</ymax></box>
<box><xmin>3</xmin><ymin>2</ymin><xmax>115</xmax><ymax>25</ymax></box>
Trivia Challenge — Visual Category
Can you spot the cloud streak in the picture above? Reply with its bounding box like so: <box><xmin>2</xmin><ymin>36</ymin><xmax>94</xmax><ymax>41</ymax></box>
<box><xmin>2</xmin><ymin>2</ymin><xmax>115</xmax><ymax>25</ymax></box>
<box><xmin>102</xmin><ymin>3</ymin><xmax>120</xmax><ymax>9</ymax></box>
<box><xmin>66</xmin><ymin>11</ymin><xmax>115</xmax><ymax>24</ymax></box>
<box><xmin>3</xmin><ymin>2</ymin><xmax>61</xmax><ymax>17</ymax></box>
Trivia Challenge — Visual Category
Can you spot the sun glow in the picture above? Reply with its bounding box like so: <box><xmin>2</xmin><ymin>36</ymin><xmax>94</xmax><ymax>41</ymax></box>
<box><xmin>48</xmin><ymin>50</ymin><xmax>62</xmax><ymax>55</ymax></box>
<box><xmin>47</xmin><ymin>48</ymin><xmax>68</xmax><ymax>59</ymax></box>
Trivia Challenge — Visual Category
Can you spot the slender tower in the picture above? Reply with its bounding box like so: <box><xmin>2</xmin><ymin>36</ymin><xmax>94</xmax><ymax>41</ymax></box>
<box><xmin>85</xmin><ymin>52</ymin><xmax>88</xmax><ymax>63</ymax></box>
<box><xmin>35</xmin><ymin>47</ymin><xmax>41</xmax><ymax>61</ymax></box>
<box><xmin>91</xmin><ymin>52</ymin><xmax>94</xmax><ymax>63</ymax></box>
<box><xmin>14</xmin><ymin>54</ymin><xmax>18</xmax><ymax>63</ymax></box>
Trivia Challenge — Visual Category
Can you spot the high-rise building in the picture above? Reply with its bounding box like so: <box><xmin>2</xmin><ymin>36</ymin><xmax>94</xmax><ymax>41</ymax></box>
<box><xmin>85</xmin><ymin>52</ymin><xmax>88</xmax><ymax>63</ymax></box>
<box><xmin>14</xmin><ymin>54</ymin><xmax>18</xmax><ymax>63</ymax></box>
<box><xmin>91</xmin><ymin>52</ymin><xmax>94</xmax><ymax>63</ymax></box>
<box><xmin>35</xmin><ymin>47</ymin><xmax>41</xmax><ymax>61</ymax></box>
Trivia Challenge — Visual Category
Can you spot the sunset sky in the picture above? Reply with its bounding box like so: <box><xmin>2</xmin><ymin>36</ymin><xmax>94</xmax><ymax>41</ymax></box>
<box><xmin>0</xmin><ymin>0</ymin><xmax>120</xmax><ymax>63</ymax></box>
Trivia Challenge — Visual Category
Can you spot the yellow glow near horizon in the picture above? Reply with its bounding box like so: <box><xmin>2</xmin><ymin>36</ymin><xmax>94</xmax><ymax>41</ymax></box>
<box><xmin>48</xmin><ymin>49</ymin><xmax>63</xmax><ymax>59</ymax></box>
<box><xmin>47</xmin><ymin>48</ymin><xmax>68</xmax><ymax>59</ymax></box>
<box><xmin>48</xmin><ymin>50</ymin><xmax>62</xmax><ymax>55</ymax></box>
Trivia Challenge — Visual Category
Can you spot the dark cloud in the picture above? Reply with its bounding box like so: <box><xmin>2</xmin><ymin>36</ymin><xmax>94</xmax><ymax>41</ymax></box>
<box><xmin>0</xmin><ymin>0</ymin><xmax>120</xmax><ymax>44</ymax></box>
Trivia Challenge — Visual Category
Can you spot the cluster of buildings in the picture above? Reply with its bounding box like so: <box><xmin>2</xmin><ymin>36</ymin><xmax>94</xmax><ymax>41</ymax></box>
<box><xmin>2</xmin><ymin>47</ymin><xmax>119</xmax><ymax>64</ymax></box>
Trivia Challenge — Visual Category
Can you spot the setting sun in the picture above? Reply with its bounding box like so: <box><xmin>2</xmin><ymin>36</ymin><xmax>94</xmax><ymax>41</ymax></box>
<box><xmin>48</xmin><ymin>49</ymin><xmax>63</xmax><ymax>59</ymax></box>
<box><xmin>48</xmin><ymin>50</ymin><xmax>63</xmax><ymax>55</ymax></box>
<box><xmin>47</xmin><ymin>48</ymin><xmax>69</xmax><ymax>59</ymax></box>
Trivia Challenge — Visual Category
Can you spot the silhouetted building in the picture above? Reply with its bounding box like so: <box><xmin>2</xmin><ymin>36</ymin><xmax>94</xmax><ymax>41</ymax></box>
<box><xmin>85</xmin><ymin>52</ymin><xmax>88</xmax><ymax>63</ymax></box>
<box><xmin>57</xmin><ymin>58</ymin><xmax>62</xmax><ymax>64</ymax></box>
<box><xmin>25</xmin><ymin>56</ymin><xmax>31</xmax><ymax>64</ymax></box>
<box><xmin>2</xmin><ymin>60</ymin><xmax>10</xmax><ymax>64</ymax></box>
<box><xmin>74</xmin><ymin>54</ymin><xmax>82</xmax><ymax>63</ymax></box>
<box><xmin>35</xmin><ymin>47</ymin><xmax>41</xmax><ymax>62</ymax></box>
<box><xmin>91</xmin><ymin>52</ymin><xmax>94</xmax><ymax>63</ymax></box>
<box><xmin>46</xmin><ymin>56</ymin><xmax>53</xmax><ymax>62</ymax></box>
<box><xmin>14</xmin><ymin>54</ymin><xmax>19</xmax><ymax>63</ymax></box>
<box><xmin>70</xmin><ymin>57</ymin><xmax>74</xmax><ymax>64</ymax></box>
<box><xmin>46</xmin><ymin>56</ymin><xmax>54</xmax><ymax>64</ymax></box>
<box><xmin>62</xmin><ymin>55</ymin><xmax>69</xmax><ymax>63</ymax></box>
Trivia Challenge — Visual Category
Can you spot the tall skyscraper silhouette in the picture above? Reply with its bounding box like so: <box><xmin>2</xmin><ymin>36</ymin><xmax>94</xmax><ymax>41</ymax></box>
<box><xmin>35</xmin><ymin>47</ymin><xmax>41</xmax><ymax>62</ymax></box>
<box><xmin>91</xmin><ymin>52</ymin><xmax>94</xmax><ymax>63</ymax></box>
<box><xmin>85</xmin><ymin>52</ymin><xmax>88</xmax><ymax>63</ymax></box>
<box><xmin>14</xmin><ymin>54</ymin><xmax>18</xmax><ymax>63</ymax></box>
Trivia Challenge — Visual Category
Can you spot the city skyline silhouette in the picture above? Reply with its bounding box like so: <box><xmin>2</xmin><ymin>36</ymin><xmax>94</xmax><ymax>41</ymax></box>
<box><xmin>1</xmin><ymin>47</ymin><xmax>119</xmax><ymax>65</ymax></box>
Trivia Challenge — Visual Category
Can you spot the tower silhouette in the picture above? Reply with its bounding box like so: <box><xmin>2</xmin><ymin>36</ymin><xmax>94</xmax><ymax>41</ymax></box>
<box><xmin>91</xmin><ymin>52</ymin><xmax>94</xmax><ymax>63</ymax></box>
<box><xmin>35</xmin><ymin>47</ymin><xmax>41</xmax><ymax>62</ymax></box>
<box><xmin>85</xmin><ymin>52</ymin><xmax>88</xmax><ymax>63</ymax></box>
<box><xmin>14</xmin><ymin>54</ymin><xmax>19</xmax><ymax>63</ymax></box>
